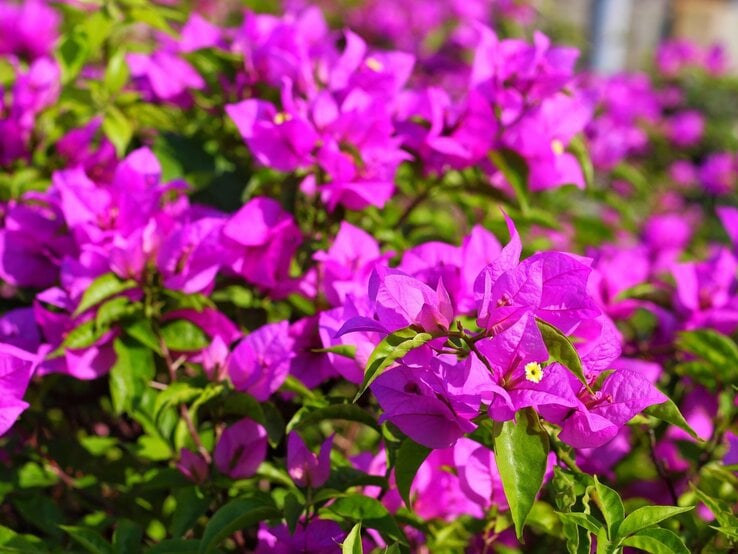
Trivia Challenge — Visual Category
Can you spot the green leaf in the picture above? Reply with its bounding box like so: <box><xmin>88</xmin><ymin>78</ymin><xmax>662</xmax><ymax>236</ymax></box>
<box><xmin>198</xmin><ymin>498</ymin><xmax>279</xmax><ymax>554</ymax></box>
<box><xmin>617</xmin><ymin>505</ymin><xmax>693</xmax><ymax>538</ymax></box>
<box><xmin>279</xmin><ymin>375</ymin><xmax>319</xmax><ymax>401</ymax></box>
<box><xmin>260</xmin><ymin>402</ymin><xmax>285</xmax><ymax>448</ymax></box>
<box><xmin>80</xmin><ymin>11</ymin><xmax>115</xmax><ymax>51</ymax></box>
<box><xmin>535</xmin><ymin>318</ymin><xmax>592</xmax><ymax>393</ymax></box>
<box><xmin>103</xmin><ymin>106</ymin><xmax>134</xmax><ymax>158</ymax></box>
<box><xmin>57</xmin><ymin>34</ymin><xmax>90</xmax><ymax>84</ymax></box>
<box><xmin>595</xmin><ymin>526</ymin><xmax>610</xmax><ymax>554</ymax></box>
<box><xmin>620</xmin><ymin>527</ymin><xmax>689</xmax><ymax>554</ymax></box>
<box><xmin>75</xmin><ymin>272</ymin><xmax>137</xmax><ymax>316</ymax></box>
<box><xmin>676</xmin><ymin>329</ymin><xmax>738</xmax><ymax>385</ymax></box>
<box><xmin>129</xmin><ymin>6</ymin><xmax>175</xmax><ymax>34</ymax></box>
<box><xmin>394</xmin><ymin>438</ymin><xmax>431</xmax><ymax>509</ymax></box>
<box><xmin>327</xmin><ymin>495</ymin><xmax>406</xmax><ymax>545</ymax></box>
<box><xmin>160</xmin><ymin>319</ymin><xmax>209</xmax><ymax>351</ymax></box>
<box><xmin>221</xmin><ymin>393</ymin><xmax>267</xmax><ymax>423</ymax></box>
<box><xmin>694</xmin><ymin>489</ymin><xmax>738</xmax><ymax>529</ymax></box>
<box><xmin>566</xmin><ymin>135</ymin><xmax>594</xmax><ymax>190</ymax></box>
<box><xmin>592</xmin><ymin>476</ymin><xmax>624</xmax><ymax>539</ymax></box>
<box><xmin>290</xmin><ymin>403</ymin><xmax>380</xmax><ymax>434</ymax></box>
<box><xmin>493</xmin><ymin>409</ymin><xmax>550</xmax><ymax>541</ymax></box>
<box><xmin>354</xmin><ymin>327</ymin><xmax>434</xmax><ymax>401</ymax></box>
<box><xmin>109</xmin><ymin>337</ymin><xmax>156</xmax><ymax>415</ymax></box>
<box><xmin>60</xmin><ymin>526</ymin><xmax>113</xmax><ymax>554</ymax></box>
<box><xmin>124</xmin><ymin>319</ymin><xmax>161</xmax><ymax>353</ymax></box>
<box><xmin>79</xmin><ymin>436</ymin><xmax>118</xmax><ymax>457</ymax></box>
<box><xmin>11</xmin><ymin>495</ymin><xmax>63</xmax><ymax>539</ymax></box>
<box><xmin>644</xmin><ymin>399</ymin><xmax>702</xmax><ymax>441</ymax></box>
<box><xmin>112</xmin><ymin>519</ymin><xmax>143</xmax><ymax>554</ymax></box>
<box><xmin>323</xmin><ymin>467</ymin><xmax>389</xmax><ymax>492</ymax></box>
<box><xmin>342</xmin><ymin>523</ymin><xmax>363</xmax><ymax>554</ymax></box>
<box><xmin>60</xmin><ymin>319</ymin><xmax>108</xmax><ymax>351</ymax></box>
<box><xmin>284</xmin><ymin>493</ymin><xmax>302</xmax><ymax>535</ymax></box>
<box><xmin>489</xmin><ymin>148</ymin><xmax>529</xmax><ymax>214</ymax></box>
<box><xmin>710</xmin><ymin>525</ymin><xmax>738</xmax><ymax>539</ymax></box>
<box><xmin>310</xmin><ymin>344</ymin><xmax>357</xmax><ymax>358</ymax></box>
<box><xmin>136</xmin><ymin>435</ymin><xmax>173</xmax><ymax>461</ymax></box>
<box><xmin>611</xmin><ymin>163</ymin><xmax>648</xmax><ymax>192</ymax></box>
<box><xmin>563</xmin><ymin>525</ymin><xmax>592</xmax><ymax>554</ymax></box>
<box><xmin>104</xmin><ymin>49</ymin><xmax>129</xmax><ymax>94</ymax></box>
<box><xmin>96</xmin><ymin>297</ymin><xmax>137</xmax><ymax>329</ymax></box>
<box><xmin>17</xmin><ymin>461</ymin><xmax>58</xmax><ymax>488</ymax></box>
<box><xmin>591</xmin><ymin>370</ymin><xmax>616</xmax><ymax>393</ymax></box>
<box><xmin>556</xmin><ymin>512</ymin><xmax>603</xmax><ymax>535</ymax></box>
<box><xmin>172</xmin><ymin>487</ymin><xmax>211</xmax><ymax>538</ymax></box>
<box><xmin>0</xmin><ymin>525</ymin><xmax>49</xmax><ymax>552</ymax></box>
<box><xmin>154</xmin><ymin>382</ymin><xmax>202</xmax><ymax>421</ymax></box>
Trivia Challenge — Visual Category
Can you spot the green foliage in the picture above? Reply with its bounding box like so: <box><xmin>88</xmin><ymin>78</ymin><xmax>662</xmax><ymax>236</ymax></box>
<box><xmin>354</xmin><ymin>326</ymin><xmax>435</xmax><ymax>401</ymax></box>
<box><xmin>676</xmin><ymin>329</ymin><xmax>738</xmax><ymax>388</ymax></box>
<box><xmin>341</xmin><ymin>523</ymin><xmax>363</xmax><ymax>554</ymax></box>
<box><xmin>394</xmin><ymin>438</ymin><xmax>432</xmax><ymax>508</ymax></box>
<box><xmin>198</xmin><ymin>497</ymin><xmax>279</xmax><ymax>554</ymax></box>
<box><xmin>493</xmin><ymin>409</ymin><xmax>550</xmax><ymax>540</ymax></box>
<box><xmin>536</xmin><ymin>318</ymin><xmax>592</xmax><ymax>393</ymax></box>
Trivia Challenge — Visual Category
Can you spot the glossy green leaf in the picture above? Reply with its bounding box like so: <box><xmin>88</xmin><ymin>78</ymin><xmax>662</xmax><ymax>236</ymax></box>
<box><xmin>75</xmin><ymin>272</ymin><xmax>137</xmax><ymax>316</ymax></box>
<box><xmin>493</xmin><ymin>409</ymin><xmax>550</xmax><ymax>540</ymax></box>
<box><xmin>394</xmin><ymin>438</ymin><xmax>431</xmax><ymax>509</ymax></box>
<box><xmin>592</xmin><ymin>476</ymin><xmax>624</xmax><ymax>538</ymax></box>
<box><xmin>556</xmin><ymin>512</ymin><xmax>603</xmax><ymax>535</ymax></box>
<box><xmin>198</xmin><ymin>498</ymin><xmax>279</xmax><ymax>554</ymax></box>
<box><xmin>323</xmin><ymin>466</ymin><xmax>389</xmax><ymax>492</ymax></box>
<box><xmin>617</xmin><ymin>505</ymin><xmax>693</xmax><ymax>538</ymax></box>
<box><xmin>536</xmin><ymin>318</ymin><xmax>592</xmax><ymax>393</ymax></box>
<box><xmin>60</xmin><ymin>319</ymin><xmax>107</xmax><ymax>351</ymax></box>
<box><xmin>154</xmin><ymin>382</ymin><xmax>202</xmax><ymax>421</ymax></box>
<box><xmin>109</xmin><ymin>337</ymin><xmax>156</xmax><ymax>415</ymax></box>
<box><xmin>124</xmin><ymin>319</ymin><xmax>161</xmax><ymax>353</ymax></box>
<box><xmin>595</xmin><ymin>526</ymin><xmax>610</xmax><ymax>554</ymax></box>
<box><xmin>620</xmin><ymin>527</ymin><xmax>689</xmax><ymax>554</ymax></box>
<box><xmin>354</xmin><ymin>326</ymin><xmax>434</xmax><ymax>401</ymax></box>
<box><xmin>310</xmin><ymin>344</ymin><xmax>357</xmax><ymax>358</ymax></box>
<box><xmin>60</xmin><ymin>526</ymin><xmax>113</xmax><ymax>554</ymax></box>
<box><xmin>342</xmin><ymin>523</ymin><xmax>363</xmax><ymax>554</ymax></box>
<box><xmin>677</xmin><ymin>328</ymin><xmax>738</xmax><ymax>366</ymax></box>
<box><xmin>644</xmin><ymin>399</ymin><xmax>702</xmax><ymax>441</ymax></box>
<box><xmin>289</xmin><ymin>403</ymin><xmax>380</xmax><ymax>434</ymax></box>
<box><xmin>160</xmin><ymin>319</ymin><xmax>209</xmax><ymax>351</ymax></box>
<box><xmin>96</xmin><ymin>297</ymin><xmax>137</xmax><ymax>329</ymax></box>
<box><xmin>694</xmin><ymin>489</ymin><xmax>738</xmax><ymax>529</ymax></box>
<box><xmin>327</xmin><ymin>495</ymin><xmax>406</xmax><ymax>545</ymax></box>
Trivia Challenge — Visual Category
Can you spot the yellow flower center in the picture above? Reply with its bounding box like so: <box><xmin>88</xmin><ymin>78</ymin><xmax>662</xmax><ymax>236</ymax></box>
<box><xmin>365</xmin><ymin>57</ymin><xmax>384</xmax><ymax>72</ymax></box>
<box><xmin>524</xmin><ymin>362</ymin><xmax>544</xmax><ymax>383</ymax></box>
<box><xmin>273</xmin><ymin>112</ymin><xmax>292</xmax><ymax>125</ymax></box>
<box><xmin>551</xmin><ymin>139</ymin><xmax>565</xmax><ymax>156</ymax></box>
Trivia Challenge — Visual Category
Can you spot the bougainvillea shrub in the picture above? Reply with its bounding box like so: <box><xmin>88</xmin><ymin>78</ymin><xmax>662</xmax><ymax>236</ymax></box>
<box><xmin>0</xmin><ymin>0</ymin><xmax>737</xmax><ymax>552</ymax></box>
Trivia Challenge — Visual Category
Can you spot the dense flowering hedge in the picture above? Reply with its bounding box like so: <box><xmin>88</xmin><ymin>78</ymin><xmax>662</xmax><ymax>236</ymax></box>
<box><xmin>0</xmin><ymin>0</ymin><xmax>737</xmax><ymax>552</ymax></box>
